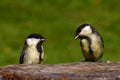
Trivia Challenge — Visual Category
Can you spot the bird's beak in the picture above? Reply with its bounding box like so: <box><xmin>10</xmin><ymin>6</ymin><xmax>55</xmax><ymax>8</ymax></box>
<box><xmin>74</xmin><ymin>34</ymin><xmax>79</xmax><ymax>40</ymax></box>
<box><xmin>40</xmin><ymin>38</ymin><xmax>46</xmax><ymax>41</ymax></box>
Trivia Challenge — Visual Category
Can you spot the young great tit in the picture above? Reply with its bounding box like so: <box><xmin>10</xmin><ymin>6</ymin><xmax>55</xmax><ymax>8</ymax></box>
<box><xmin>19</xmin><ymin>33</ymin><xmax>46</xmax><ymax>64</ymax></box>
<box><xmin>74</xmin><ymin>24</ymin><xmax>104</xmax><ymax>62</ymax></box>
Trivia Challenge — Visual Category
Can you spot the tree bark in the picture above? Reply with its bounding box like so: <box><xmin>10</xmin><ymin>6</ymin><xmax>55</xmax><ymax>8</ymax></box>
<box><xmin>0</xmin><ymin>62</ymin><xmax>120</xmax><ymax>80</ymax></box>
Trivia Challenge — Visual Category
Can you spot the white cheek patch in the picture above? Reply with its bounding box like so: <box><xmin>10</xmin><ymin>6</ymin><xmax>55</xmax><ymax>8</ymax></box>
<box><xmin>27</xmin><ymin>38</ymin><xmax>40</xmax><ymax>45</ymax></box>
<box><xmin>80</xmin><ymin>26</ymin><xmax>92</xmax><ymax>35</ymax></box>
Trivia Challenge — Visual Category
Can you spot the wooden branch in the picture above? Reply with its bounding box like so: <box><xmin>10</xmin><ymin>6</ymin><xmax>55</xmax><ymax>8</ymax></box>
<box><xmin>0</xmin><ymin>62</ymin><xmax>120</xmax><ymax>80</ymax></box>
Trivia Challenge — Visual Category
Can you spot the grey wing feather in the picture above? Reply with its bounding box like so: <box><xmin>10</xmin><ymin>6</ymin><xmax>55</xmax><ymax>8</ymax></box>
<box><xmin>19</xmin><ymin>44</ymin><xmax>27</xmax><ymax>64</ymax></box>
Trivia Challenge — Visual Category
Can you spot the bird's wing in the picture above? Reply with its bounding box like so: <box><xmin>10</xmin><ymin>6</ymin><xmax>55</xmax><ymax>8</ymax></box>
<box><xmin>19</xmin><ymin>44</ymin><xmax>28</xmax><ymax>64</ymax></box>
<box><xmin>99</xmin><ymin>36</ymin><xmax>104</xmax><ymax>47</ymax></box>
<box><xmin>37</xmin><ymin>43</ymin><xmax>44</xmax><ymax>63</ymax></box>
<box><xmin>39</xmin><ymin>46</ymin><xmax>44</xmax><ymax>63</ymax></box>
<box><xmin>41</xmin><ymin>46</ymin><xmax>44</xmax><ymax>59</ymax></box>
<box><xmin>95</xmin><ymin>31</ymin><xmax>104</xmax><ymax>47</ymax></box>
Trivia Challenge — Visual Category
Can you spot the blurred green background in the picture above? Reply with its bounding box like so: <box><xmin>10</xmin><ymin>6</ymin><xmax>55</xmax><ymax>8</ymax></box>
<box><xmin>0</xmin><ymin>0</ymin><xmax>120</xmax><ymax>66</ymax></box>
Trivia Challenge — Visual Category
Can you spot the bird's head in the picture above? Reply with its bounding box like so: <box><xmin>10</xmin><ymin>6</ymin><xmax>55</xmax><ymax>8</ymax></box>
<box><xmin>26</xmin><ymin>33</ymin><xmax>46</xmax><ymax>46</ymax></box>
<box><xmin>74</xmin><ymin>24</ymin><xmax>93</xmax><ymax>40</ymax></box>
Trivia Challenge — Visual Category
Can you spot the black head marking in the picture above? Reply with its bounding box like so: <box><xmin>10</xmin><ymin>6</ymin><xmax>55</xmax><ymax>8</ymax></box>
<box><xmin>76</xmin><ymin>24</ymin><xmax>91</xmax><ymax>35</ymax></box>
<box><xmin>75</xmin><ymin>24</ymin><xmax>102</xmax><ymax>38</ymax></box>
<box><xmin>27</xmin><ymin>33</ymin><xmax>45</xmax><ymax>39</ymax></box>
<box><xmin>76</xmin><ymin>24</ymin><xmax>99</xmax><ymax>35</ymax></box>
<box><xmin>24</xmin><ymin>33</ymin><xmax>46</xmax><ymax>45</ymax></box>
<box><xmin>75</xmin><ymin>24</ymin><xmax>92</xmax><ymax>39</ymax></box>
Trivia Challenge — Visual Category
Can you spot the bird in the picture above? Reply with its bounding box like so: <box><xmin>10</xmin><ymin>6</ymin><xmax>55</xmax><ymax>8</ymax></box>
<box><xmin>19</xmin><ymin>33</ymin><xmax>46</xmax><ymax>64</ymax></box>
<box><xmin>74</xmin><ymin>24</ymin><xmax>104</xmax><ymax>62</ymax></box>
